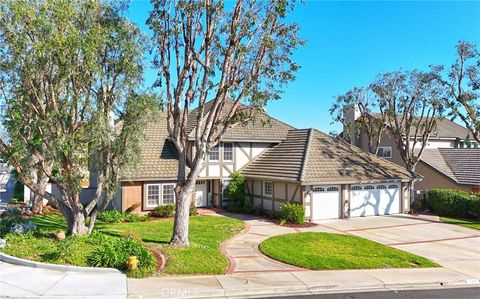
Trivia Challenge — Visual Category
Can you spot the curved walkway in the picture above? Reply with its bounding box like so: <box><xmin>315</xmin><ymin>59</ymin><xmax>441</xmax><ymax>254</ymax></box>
<box><xmin>199</xmin><ymin>210</ymin><xmax>340</xmax><ymax>274</ymax></box>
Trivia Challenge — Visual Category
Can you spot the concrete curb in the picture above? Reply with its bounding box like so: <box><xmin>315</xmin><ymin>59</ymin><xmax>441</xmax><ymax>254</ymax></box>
<box><xmin>0</xmin><ymin>252</ymin><xmax>121</xmax><ymax>273</ymax></box>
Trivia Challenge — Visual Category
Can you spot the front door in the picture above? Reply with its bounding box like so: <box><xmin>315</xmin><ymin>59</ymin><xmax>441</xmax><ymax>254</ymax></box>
<box><xmin>195</xmin><ymin>180</ymin><xmax>208</xmax><ymax>207</ymax></box>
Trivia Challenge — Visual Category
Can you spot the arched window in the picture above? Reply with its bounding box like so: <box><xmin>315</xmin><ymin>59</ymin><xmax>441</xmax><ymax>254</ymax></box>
<box><xmin>327</xmin><ymin>186</ymin><xmax>339</xmax><ymax>192</ymax></box>
<box><xmin>351</xmin><ymin>186</ymin><xmax>362</xmax><ymax>191</ymax></box>
<box><xmin>312</xmin><ymin>187</ymin><xmax>324</xmax><ymax>192</ymax></box>
<box><xmin>388</xmin><ymin>184</ymin><xmax>399</xmax><ymax>189</ymax></box>
<box><xmin>376</xmin><ymin>185</ymin><xmax>387</xmax><ymax>189</ymax></box>
<box><xmin>364</xmin><ymin>185</ymin><xmax>375</xmax><ymax>190</ymax></box>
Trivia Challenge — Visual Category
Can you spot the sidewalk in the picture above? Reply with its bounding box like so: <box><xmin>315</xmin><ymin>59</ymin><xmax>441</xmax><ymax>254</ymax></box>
<box><xmin>128</xmin><ymin>267</ymin><xmax>480</xmax><ymax>298</ymax></box>
<box><xmin>0</xmin><ymin>261</ymin><xmax>127</xmax><ymax>298</ymax></box>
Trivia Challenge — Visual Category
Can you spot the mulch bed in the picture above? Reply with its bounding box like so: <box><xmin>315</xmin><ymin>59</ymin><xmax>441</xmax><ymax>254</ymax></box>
<box><xmin>276</xmin><ymin>222</ymin><xmax>318</xmax><ymax>228</ymax></box>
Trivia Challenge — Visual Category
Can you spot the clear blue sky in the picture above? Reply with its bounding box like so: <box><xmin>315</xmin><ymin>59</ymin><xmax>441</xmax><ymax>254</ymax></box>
<box><xmin>127</xmin><ymin>1</ymin><xmax>480</xmax><ymax>133</ymax></box>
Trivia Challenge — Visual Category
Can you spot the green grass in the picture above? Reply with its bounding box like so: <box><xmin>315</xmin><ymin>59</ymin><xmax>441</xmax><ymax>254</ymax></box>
<box><xmin>441</xmin><ymin>217</ymin><xmax>480</xmax><ymax>230</ymax></box>
<box><xmin>259</xmin><ymin>232</ymin><xmax>438</xmax><ymax>270</ymax></box>
<box><xmin>8</xmin><ymin>214</ymin><xmax>245</xmax><ymax>275</ymax></box>
<box><xmin>98</xmin><ymin>216</ymin><xmax>244</xmax><ymax>275</ymax></box>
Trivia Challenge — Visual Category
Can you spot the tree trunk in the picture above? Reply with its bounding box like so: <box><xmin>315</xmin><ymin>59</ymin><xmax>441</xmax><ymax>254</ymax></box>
<box><xmin>70</xmin><ymin>210</ymin><xmax>88</xmax><ymax>235</ymax></box>
<box><xmin>170</xmin><ymin>182</ymin><xmax>195</xmax><ymax>246</ymax></box>
<box><xmin>31</xmin><ymin>172</ymin><xmax>49</xmax><ymax>214</ymax></box>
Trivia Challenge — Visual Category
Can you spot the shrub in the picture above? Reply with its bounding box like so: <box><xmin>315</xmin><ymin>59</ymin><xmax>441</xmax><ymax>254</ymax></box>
<box><xmin>87</xmin><ymin>236</ymin><xmax>156</xmax><ymax>277</ymax></box>
<box><xmin>152</xmin><ymin>204</ymin><xmax>175</xmax><ymax>218</ymax></box>
<box><xmin>279</xmin><ymin>202</ymin><xmax>305</xmax><ymax>225</ymax></box>
<box><xmin>227</xmin><ymin>172</ymin><xmax>245</xmax><ymax>205</ymax></box>
<box><xmin>124</xmin><ymin>213</ymin><xmax>148</xmax><ymax>223</ymax></box>
<box><xmin>98</xmin><ymin>210</ymin><xmax>124</xmax><ymax>223</ymax></box>
<box><xmin>9</xmin><ymin>221</ymin><xmax>36</xmax><ymax>234</ymax></box>
<box><xmin>0</xmin><ymin>207</ymin><xmax>24</xmax><ymax>236</ymax></box>
<box><xmin>429</xmin><ymin>189</ymin><xmax>480</xmax><ymax>220</ymax></box>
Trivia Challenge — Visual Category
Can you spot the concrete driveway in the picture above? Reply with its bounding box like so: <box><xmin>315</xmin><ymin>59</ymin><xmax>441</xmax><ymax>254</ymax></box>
<box><xmin>317</xmin><ymin>214</ymin><xmax>480</xmax><ymax>279</ymax></box>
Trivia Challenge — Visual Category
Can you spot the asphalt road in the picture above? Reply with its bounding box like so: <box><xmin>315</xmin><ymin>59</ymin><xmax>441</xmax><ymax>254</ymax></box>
<box><xmin>272</xmin><ymin>287</ymin><xmax>480</xmax><ymax>299</ymax></box>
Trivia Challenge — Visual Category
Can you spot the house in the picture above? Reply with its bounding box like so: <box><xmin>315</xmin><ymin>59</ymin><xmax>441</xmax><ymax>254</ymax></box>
<box><xmin>115</xmin><ymin>102</ymin><xmax>414</xmax><ymax>221</ymax></box>
<box><xmin>343</xmin><ymin>105</ymin><xmax>480</xmax><ymax>194</ymax></box>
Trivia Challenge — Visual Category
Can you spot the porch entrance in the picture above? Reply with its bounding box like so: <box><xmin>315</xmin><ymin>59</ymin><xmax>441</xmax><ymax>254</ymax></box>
<box><xmin>195</xmin><ymin>180</ymin><xmax>208</xmax><ymax>207</ymax></box>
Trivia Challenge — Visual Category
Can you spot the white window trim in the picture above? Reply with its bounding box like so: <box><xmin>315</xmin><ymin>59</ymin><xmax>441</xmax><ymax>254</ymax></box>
<box><xmin>263</xmin><ymin>181</ymin><xmax>273</xmax><ymax>197</ymax></box>
<box><xmin>145</xmin><ymin>183</ymin><xmax>176</xmax><ymax>208</ymax></box>
<box><xmin>209</xmin><ymin>145</ymin><xmax>220</xmax><ymax>161</ymax></box>
<box><xmin>223</xmin><ymin>142</ymin><xmax>234</xmax><ymax>161</ymax></box>
<box><xmin>145</xmin><ymin>183</ymin><xmax>161</xmax><ymax>208</ymax></box>
<box><xmin>378</xmin><ymin>146</ymin><xmax>392</xmax><ymax>159</ymax></box>
<box><xmin>161</xmin><ymin>183</ymin><xmax>176</xmax><ymax>205</ymax></box>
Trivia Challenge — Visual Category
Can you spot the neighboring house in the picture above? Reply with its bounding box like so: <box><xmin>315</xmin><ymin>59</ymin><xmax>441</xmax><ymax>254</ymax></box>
<box><xmin>115</xmin><ymin>101</ymin><xmax>413</xmax><ymax>221</ymax></box>
<box><xmin>343</xmin><ymin>105</ymin><xmax>480</xmax><ymax>194</ymax></box>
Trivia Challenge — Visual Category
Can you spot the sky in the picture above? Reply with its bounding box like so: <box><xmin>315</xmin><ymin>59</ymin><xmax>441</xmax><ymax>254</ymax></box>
<box><xmin>126</xmin><ymin>0</ymin><xmax>480</xmax><ymax>134</ymax></box>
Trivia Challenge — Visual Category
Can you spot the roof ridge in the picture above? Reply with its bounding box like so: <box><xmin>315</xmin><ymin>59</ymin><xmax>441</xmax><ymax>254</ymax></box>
<box><xmin>299</xmin><ymin>128</ymin><xmax>314</xmax><ymax>182</ymax></box>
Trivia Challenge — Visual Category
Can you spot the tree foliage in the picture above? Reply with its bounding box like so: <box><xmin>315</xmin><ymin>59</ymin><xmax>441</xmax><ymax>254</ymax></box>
<box><xmin>438</xmin><ymin>41</ymin><xmax>480</xmax><ymax>142</ymax></box>
<box><xmin>148</xmin><ymin>0</ymin><xmax>303</xmax><ymax>245</ymax></box>
<box><xmin>0</xmin><ymin>0</ymin><xmax>157</xmax><ymax>235</ymax></box>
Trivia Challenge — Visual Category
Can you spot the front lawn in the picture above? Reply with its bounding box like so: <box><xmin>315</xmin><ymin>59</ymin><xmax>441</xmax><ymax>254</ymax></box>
<box><xmin>98</xmin><ymin>216</ymin><xmax>244</xmax><ymax>275</ymax></box>
<box><xmin>259</xmin><ymin>232</ymin><xmax>438</xmax><ymax>270</ymax></box>
<box><xmin>3</xmin><ymin>214</ymin><xmax>244</xmax><ymax>275</ymax></box>
<box><xmin>441</xmin><ymin>217</ymin><xmax>480</xmax><ymax>230</ymax></box>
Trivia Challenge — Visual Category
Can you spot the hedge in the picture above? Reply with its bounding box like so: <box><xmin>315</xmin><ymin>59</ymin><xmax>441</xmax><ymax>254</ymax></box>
<box><xmin>428</xmin><ymin>189</ymin><xmax>480</xmax><ymax>220</ymax></box>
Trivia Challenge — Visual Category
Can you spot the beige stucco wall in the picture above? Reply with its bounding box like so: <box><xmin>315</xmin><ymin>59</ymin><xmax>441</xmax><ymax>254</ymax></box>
<box><xmin>415</xmin><ymin>162</ymin><xmax>472</xmax><ymax>192</ymax></box>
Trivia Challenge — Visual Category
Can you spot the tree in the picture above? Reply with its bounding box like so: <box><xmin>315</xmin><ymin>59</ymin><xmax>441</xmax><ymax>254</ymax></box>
<box><xmin>439</xmin><ymin>41</ymin><xmax>480</xmax><ymax>142</ymax></box>
<box><xmin>0</xmin><ymin>0</ymin><xmax>157</xmax><ymax>235</ymax></box>
<box><xmin>372</xmin><ymin>70</ymin><xmax>445</xmax><ymax>175</ymax></box>
<box><xmin>330</xmin><ymin>87</ymin><xmax>387</xmax><ymax>155</ymax></box>
<box><xmin>148</xmin><ymin>0</ymin><xmax>303</xmax><ymax>245</ymax></box>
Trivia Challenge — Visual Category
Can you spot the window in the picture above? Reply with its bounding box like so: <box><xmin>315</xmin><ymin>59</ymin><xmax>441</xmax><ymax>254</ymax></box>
<box><xmin>364</xmin><ymin>185</ymin><xmax>375</xmax><ymax>190</ymax></box>
<box><xmin>351</xmin><ymin>186</ymin><xmax>362</xmax><ymax>191</ymax></box>
<box><xmin>222</xmin><ymin>180</ymin><xmax>231</xmax><ymax>201</ymax></box>
<box><xmin>162</xmin><ymin>184</ymin><xmax>175</xmax><ymax>204</ymax></box>
<box><xmin>312</xmin><ymin>187</ymin><xmax>324</xmax><ymax>192</ymax></box>
<box><xmin>388</xmin><ymin>184</ymin><xmax>399</xmax><ymax>189</ymax></box>
<box><xmin>263</xmin><ymin>181</ymin><xmax>273</xmax><ymax>197</ymax></box>
<box><xmin>376</xmin><ymin>185</ymin><xmax>386</xmax><ymax>189</ymax></box>
<box><xmin>223</xmin><ymin>142</ymin><xmax>233</xmax><ymax>161</ymax></box>
<box><xmin>377</xmin><ymin>147</ymin><xmax>392</xmax><ymax>158</ymax></box>
<box><xmin>327</xmin><ymin>186</ymin><xmax>339</xmax><ymax>191</ymax></box>
<box><xmin>209</xmin><ymin>145</ymin><xmax>219</xmax><ymax>161</ymax></box>
<box><xmin>146</xmin><ymin>184</ymin><xmax>160</xmax><ymax>207</ymax></box>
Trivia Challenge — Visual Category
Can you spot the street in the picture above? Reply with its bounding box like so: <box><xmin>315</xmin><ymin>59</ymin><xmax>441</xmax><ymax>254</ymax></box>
<box><xmin>276</xmin><ymin>287</ymin><xmax>480</xmax><ymax>299</ymax></box>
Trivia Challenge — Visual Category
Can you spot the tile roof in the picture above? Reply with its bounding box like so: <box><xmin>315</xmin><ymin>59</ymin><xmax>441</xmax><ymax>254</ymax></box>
<box><xmin>186</xmin><ymin>100</ymin><xmax>294</xmax><ymax>142</ymax></box>
<box><xmin>421</xmin><ymin>148</ymin><xmax>480</xmax><ymax>186</ymax></box>
<box><xmin>121</xmin><ymin>111</ymin><xmax>181</xmax><ymax>181</ymax></box>
<box><xmin>242</xmin><ymin>128</ymin><xmax>413</xmax><ymax>184</ymax></box>
<box><xmin>370</xmin><ymin>113</ymin><xmax>471</xmax><ymax>139</ymax></box>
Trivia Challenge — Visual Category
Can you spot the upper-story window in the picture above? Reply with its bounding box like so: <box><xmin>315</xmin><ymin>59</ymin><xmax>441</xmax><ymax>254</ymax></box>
<box><xmin>263</xmin><ymin>181</ymin><xmax>273</xmax><ymax>197</ymax></box>
<box><xmin>209</xmin><ymin>144</ymin><xmax>219</xmax><ymax>161</ymax></box>
<box><xmin>223</xmin><ymin>142</ymin><xmax>233</xmax><ymax>161</ymax></box>
<box><xmin>377</xmin><ymin>146</ymin><xmax>392</xmax><ymax>159</ymax></box>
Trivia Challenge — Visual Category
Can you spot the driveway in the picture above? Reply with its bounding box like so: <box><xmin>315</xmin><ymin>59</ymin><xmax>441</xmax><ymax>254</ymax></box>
<box><xmin>319</xmin><ymin>214</ymin><xmax>480</xmax><ymax>279</ymax></box>
<box><xmin>217</xmin><ymin>211</ymin><xmax>480</xmax><ymax>278</ymax></box>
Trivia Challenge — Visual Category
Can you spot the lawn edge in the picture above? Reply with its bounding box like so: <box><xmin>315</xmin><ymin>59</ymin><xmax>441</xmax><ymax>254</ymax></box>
<box><xmin>220</xmin><ymin>220</ymin><xmax>250</xmax><ymax>274</ymax></box>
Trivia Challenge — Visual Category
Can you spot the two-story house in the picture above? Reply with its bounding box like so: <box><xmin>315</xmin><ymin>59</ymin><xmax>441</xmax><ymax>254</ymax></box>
<box><xmin>343</xmin><ymin>105</ymin><xmax>480</xmax><ymax>194</ymax></box>
<box><xmin>114</xmin><ymin>101</ymin><xmax>414</xmax><ymax>221</ymax></box>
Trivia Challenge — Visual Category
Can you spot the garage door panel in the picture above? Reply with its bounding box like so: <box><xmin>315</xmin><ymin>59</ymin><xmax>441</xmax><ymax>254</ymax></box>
<box><xmin>312</xmin><ymin>185</ymin><xmax>340</xmax><ymax>221</ymax></box>
<box><xmin>350</xmin><ymin>184</ymin><xmax>400</xmax><ymax>217</ymax></box>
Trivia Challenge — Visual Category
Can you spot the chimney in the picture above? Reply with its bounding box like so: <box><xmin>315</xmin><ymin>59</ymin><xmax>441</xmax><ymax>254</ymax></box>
<box><xmin>343</xmin><ymin>104</ymin><xmax>360</xmax><ymax>146</ymax></box>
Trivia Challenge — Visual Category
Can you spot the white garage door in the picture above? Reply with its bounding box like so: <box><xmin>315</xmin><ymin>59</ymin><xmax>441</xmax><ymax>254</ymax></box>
<box><xmin>312</xmin><ymin>186</ymin><xmax>341</xmax><ymax>221</ymax></box>
<box><xmin>350</xmin><ymin>183</ymin><xmax>400</xmax><ymax>217</ymax></box>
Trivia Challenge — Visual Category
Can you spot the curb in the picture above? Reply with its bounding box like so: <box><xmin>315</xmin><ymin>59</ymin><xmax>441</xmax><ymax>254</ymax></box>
<box><xmin>0</xmin><ymin>252</ymin><xmax>121</xmax><ymax>273</ymax></box>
